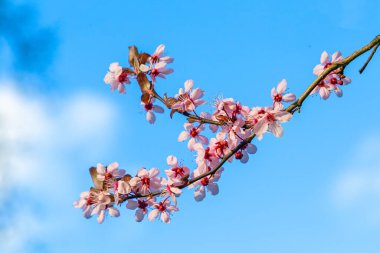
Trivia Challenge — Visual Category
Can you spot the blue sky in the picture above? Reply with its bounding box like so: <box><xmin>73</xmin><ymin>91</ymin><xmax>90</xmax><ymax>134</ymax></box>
<box><xmin>1</xmin><ymin>0</ymin><xmax>380</xmax><ymax>252</ymax></box>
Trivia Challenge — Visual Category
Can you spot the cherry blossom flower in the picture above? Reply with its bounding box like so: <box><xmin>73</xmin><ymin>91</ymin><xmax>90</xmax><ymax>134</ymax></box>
<box><xmin>96</xmin><ymin>162</ymin><xmax>125</xmax><ymax>182</ymax></box>
<box><xmin>178</xmin><ymin>123</ymin><xmax>208</xmax><ymax>151</ymax></box>
<box><xmin>194</xmin><ymin>143</ymin><xmax>220</xmax><ymax>173</ymax></box>
<box><xmin>209</xmin><ymin>132</ymin><xmax>231</xmax><ymax>158</ymax></box>
<box><xmin>73</xmin><ymin>191</ymin><xmax>93</xmax><ymax>218</ymax></box>
<box><xmin>234</xmin><ymin>143</ymin><xmax>257</xmax><ymax>163</ymax></box>
<box><xmin>104</xmin><ymin>62</ymin><xmax>131</xmax><ymax>94</ymax></box>
<box><xmin>164</xmin><ymin>155</ymin><xmax>190</xmax><ymax>183</ymax></box>
<box><xmin>149</xmin><ymin>44</ymin><xmax>174</xmax><ymax>64</ymax></box>
<box><xmin>140</xmin><ymin>62</ymin><xmax>173</xmax><ymax>83</ymax></box>
<box><xmin>313</xmin><ymin>51</ymin><xmax>343</xmax><ymax>76</ymax></box>
<box><xmin>191</xmin><ymin>167</ymin><xmax>224</xmax><ymax>202</ymax></box>
<box><xmin>126</xmin><ymin>197</ymin><xmax>155</xmax><ymax>222</ymax></box>
<box><xmin>74</xmin><ymin>190</ymin><xmax>119</xmax><ymax>224</ymax></box>
<box><xmin>171</xmin><ymin>80</ymin><xmax>206</xmax><ymax>112</ymax></box>
<box><xmin>148</xmin><ymin>199</ymin><xmax>178</xmax><ymax>224</ymax></box>
<box><xmin>113</xmin><ymin>179</ymin><xmax>132</xmax><ymax>204</ymax></box>
<box><xmin>249</xmin><ymin>107</ymin><xmax>292</xmax><ymax>140</ymax></box>
<box><xmin>130</xmin><ymin>168</ymin><xmax>161</xmax><ymax>194</ymax></box>
<box><xmin>271</xmin><ymin>79</ymin><xmax>296</xmax><ymax>109</ymax></box>
<box><xmin>141</xmin><ymin>98</ymin><xmax>164</xmax><ymax>124</ymax></box>
<box><xmin>161</xmin><ymin>178</ymin><xmax>182</xmax><ymax>205</ymax></box>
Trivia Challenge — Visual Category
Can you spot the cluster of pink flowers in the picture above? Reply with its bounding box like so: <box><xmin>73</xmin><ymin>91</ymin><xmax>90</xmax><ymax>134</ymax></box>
<box><xmin>75</xmin><ymin>43</ymin><xmax>351</xmax><ymax>224</ymax></box>
<box><xmin>312</xmin><ymin>51</ymin><xmax>352</xmax><ymax>99</ymax></box>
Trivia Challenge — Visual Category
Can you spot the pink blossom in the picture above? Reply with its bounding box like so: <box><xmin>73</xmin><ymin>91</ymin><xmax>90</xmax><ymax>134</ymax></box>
<box><xmin>149</xmin><ymin>44</ymin><xmax>174</xmax><ymax>64</ymax></box>
<box><xmin>234</xmin><ymin>143</ymin><xmax>257</xmax><ymax>163</ymax></box>
<box><xmin>178</xmin><ymin>123</ymin><xmax>208</xmax><ymax>151</ymax></box>
<box><xmin>161</xmin><ymin>178</ymin><xmax>182</xmax><ymax>205</ymax></box>
<box><xmin>148</xmin><ymin>199</ymin><xmax>178</xmax><ymax>224</ymax></box>
<box><xmin>74</xmin><ymin>190</ymin><xmax>119</xmax><ymax>224</ymax></box>
<box><xmin>140</xmin><ymin>62</ymin><xmax>173</xmax><ymax>83</ymax></box>
<box><xmin>126</xmin><ymin>197</ymin><xmax>155</xmax><ymax>222</ymax></box>
<box><xmin>142</xmin><ymin>98</ymin><xmax>164</xmax><ymax>124</ymax></box>
<box><xmin>249</xmin><ymin>107</ymin><xmax>292</xmax><ymax>140</ymax></box>
<box><xmin>193</xmin><ymin>143</ymin><xmax>219</xmax><ymax>173</ymax></box>
<box><xmin>164</xmin><ymin>155</ymin><xmax>190</xmax><ymax>183</ymax></box>
<box><xmin>271</xmin><ymin>79</ymin><xmax>296</xmax><ymax>110</ymax></box>
<box><xmin>73</xmin><ymin>191</ymin><xmax>93</xmax><ymax>219</ymax></box>
<box><xmin>191</xmin><ymin>168</ymin><xmax>224</xmax><ymax>202</ymax></box>
<box><xmin>171</xmin><ymin>80</ymin><xmax>206</xmax><ymax>112</ymax></box>
<box><xmin>96</xmin><ymin>162</ymin><xmax>125</xmax><ymax>182</ymax></box>
<box><xmin>209</xmin><ymin>132</ymin><xmax>231</xmax><ymax>159</ymax></box>
<box><xmin>313</xmin><ymin>51</ymin><xmax>343</xmax><ymax>76</ymax></box>
<box><xmin>130</xmin><ymin>168</ymin><xmax>161</xmax><ymax>195</ymax></box>
<box><xmin>104</xmin><ymin>62</ymin><xmax>131</xmax><ymax>94</ymax></box>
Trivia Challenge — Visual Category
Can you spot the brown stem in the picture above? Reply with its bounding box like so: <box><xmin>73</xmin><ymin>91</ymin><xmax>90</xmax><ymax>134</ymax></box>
<box><xmin>120</xmin><ymin>35</ymin><xmax>380</xmax><ymax>203</ymax></box>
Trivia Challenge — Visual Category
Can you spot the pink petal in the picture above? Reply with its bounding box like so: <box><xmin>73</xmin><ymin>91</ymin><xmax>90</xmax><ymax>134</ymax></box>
<box><xmin>148</xmin><ymin>209</ymin><xmax>160</xmax><ymax>221</ymax></box>
<box><xmin>246</xmin><ymin>143</ymin><xmax>257</xmax><ymax>154</ymax></box>
<box><xmin>190</xmin><ymin>88</ymin><xmax>204</xmax><ymax>100</ymax></box>
<box><xmin>276</xmin><ymin>79</ymin><xmax>287</xmax><ymax>93</ymax></box>
<box><xmin>108</xmin><ymin>207</ymin><xmax>120</xmax><ymax>217</ymax></box>
<box><xmin>187</xmin><ymin>138</ymin><xmax>197</xmax><ymax>151</ymax></box>
<box><xmin>197</xmin><ymin>135</ymin><xmax>209</xmax><ymax>145</ymax></box>
<box><xmin>331</xmin><ymin>51</ymin><xmax>343</xmax><ymax>62</ymax></box>
<box><xmin>167</xmin><ymin>155</ymin><xmax>178</xmax><ymax>167</ymax></box>
<box><xmin>126</xmin><ymin>200</ymin><xmax>138</xmax><ymax>210</ymax></box>
<box><xmin>139</xmin><ymin>64</ymin><xmax>150</xmax><ymax>73</ymax></box>
<box><xmin>155</xmin><ymin>44</ymin><xmax>165</xmax><ymax>56</ymax></box>
<box><xmin>160</xmin><ymin>68</ymin><xmax>173</xmax><ymax>74</ymax></box>
<box><xmin>320</xmin><ymin>51</ymin><xmax>329</xmax><ymax>64</ymax></box>
<box><xmin>319</xmin><ymin>87</ymin><xmax>330</xmax><ymax>100</ymax></box>
<box><xmin>160</xmin><ymin>56</ymin><xmax>174</xmax><ymax>63</ymax></box>
<box><xmin>240</xmin><ymin>153</ymin><xmax>249</xmax><ymax>163</ymax></box>
<box><xmin>149</xmin><ymin>168</ymin><xmax>160</xmax><ymax>178</ymax></box>
<box><xmin>270</xmin><ymin>122</ymin><xmax>284</xmax><ymax>138</ymax></box>
<box><xmin>207</xmin><ymin>183</ymin><xmax>219</xmax><ymax>195</ymax></box>
<box><xmin>135</xmin><ymin>209</ymin><xmax>145</xmax><ymax>222</ymax></box>
<box><xmin>274</xmin><ymin>111</ymin><xmax>292</xmax><ymax>122</ymax></box>
<box><xmin>194</xmin><ymin>186</ymin><xmax>206</xmax><ymax>202</ymax></box>
<box><xmin>146</xmin><ymin>111</ymin><xmax>156</xmax><ymax>124</ymax></box>
<box><xmin>97</xmin><ymin>210</ymin><xmax>105</xmax><ymax>224</ymax></box>
<box><xmin>161</xmin><ymin>212</ymin><xmax>170</xmax><ymax>224</ymax></box>
<box><xmin>184</xmin><ymin>80</ymin><xmax>194</xmax><ymax>92</ymax></box>
<box><xmin>153</xmin><ymin>105</ymin><xmax>164</xmax><ymax>113</ymax></box>
<box><xmin>178</xmin><ymin>131</ymin><xmax>189</xmax><ymax>141</ymax></box>
<box><xmin>282</xmin><ymin>93</ymin><xmax>296</xmax><ymax>102</ymax></box>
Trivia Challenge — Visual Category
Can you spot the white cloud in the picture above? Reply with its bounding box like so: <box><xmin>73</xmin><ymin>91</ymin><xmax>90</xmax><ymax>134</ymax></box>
<box><xmin>331</xmin><ymin>134</ymin><xmax>380</xmax><ymax>224</ymax></box>
<box><xmin>0</xmin><ymin>80</ymin><xmax>118</xmax><ymax>252</ymax></box>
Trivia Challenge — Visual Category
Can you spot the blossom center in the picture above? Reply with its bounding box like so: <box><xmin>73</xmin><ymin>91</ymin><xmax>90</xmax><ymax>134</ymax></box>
<box><xmin>118</xmin><ymin>71</ymin><xmax>129</xmax><ymax>83</ymax></box>
<box><xmin>138</xmin><ymin>200</ymin><xmax>148</xmax><ymax>210</ymax></box>
<box><xmin>141</xmin><ymin>177</ymin><xmax>150</xmax><ymax>187</ymax></box>
<box><xmin>201</xmin><ymin>177</ymin><xmax>209</xmax><ymax>186</ymax></box>
<box><xmin>145</xmin><ymin>103</ymin><xmax>153</xmax><ymax>111</ymax></box>
<box><xmin>151</xmin><ymin>55</ymin><xmax>159</xmax><ymax>64</ymax></box>
<box><xmin>172</xmin><ymin>167</ymin><xmax>185</xmax><ymax>177</ymax></box>
<box><xmin>189</xmin><ymin>128</ymin><xmax>198</xmax><ymax>138</ymax></box>
<box><xmin>274</xmin><ymin>94</ymin><xmax>282</xmax><ymax>102</ymax></box>
<box><xmin>235</xmin><ymin>151</ymin><xmax>243</xmax><ymax>160</ymax></box>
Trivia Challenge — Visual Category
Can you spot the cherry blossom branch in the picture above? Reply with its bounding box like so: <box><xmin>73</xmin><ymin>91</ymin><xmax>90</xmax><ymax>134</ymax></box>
<box><xmin>287</xmin><ymin>35</ymin><xmax>380</xmax><ymax>114</ymax></box>
<box><xmin>120</xmin><ymin>34</ymin><xmax>380</xmax><ymax>202</ymax></box>
<box><xmin>75</xmin><ymin>35</ymin><xmax>380</xmax><ymax>224</ymax></box>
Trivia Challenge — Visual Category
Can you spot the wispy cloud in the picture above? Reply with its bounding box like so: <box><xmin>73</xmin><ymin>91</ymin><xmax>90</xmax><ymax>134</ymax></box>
<box><xmin>0</xmin><ymin>80</ymin><xmax>118</xmax><ymax>252</ymax></box>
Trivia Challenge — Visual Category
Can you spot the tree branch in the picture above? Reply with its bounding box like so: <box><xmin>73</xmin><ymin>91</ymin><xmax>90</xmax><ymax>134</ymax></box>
<box><xmin>119</xmin><ymin>35</ymin><xmax>380</xmax><ymax>203</ymax></box>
